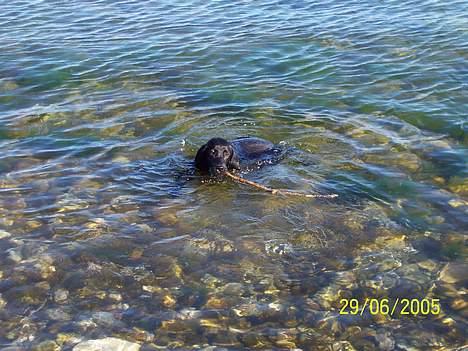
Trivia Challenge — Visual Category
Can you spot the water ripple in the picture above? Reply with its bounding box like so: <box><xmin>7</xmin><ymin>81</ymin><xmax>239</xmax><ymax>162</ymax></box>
<box><xmin>0</xmin><ymin>0</ymin><xmax>467</xmax><ymax>349</ymax></box>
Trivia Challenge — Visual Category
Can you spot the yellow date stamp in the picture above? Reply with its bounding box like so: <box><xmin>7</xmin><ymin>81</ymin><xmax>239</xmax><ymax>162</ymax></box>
<box><xmin>340</xmin><ymin>298</ymin><xmax>440</xmax><ymax>316</ymax></box>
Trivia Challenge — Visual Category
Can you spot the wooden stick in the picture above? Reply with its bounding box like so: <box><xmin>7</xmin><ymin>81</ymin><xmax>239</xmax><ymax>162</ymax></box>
<box><xmin>224</xmin><ymin>171</ymin><xmax>338</xmax><ymax>199</ymax></box>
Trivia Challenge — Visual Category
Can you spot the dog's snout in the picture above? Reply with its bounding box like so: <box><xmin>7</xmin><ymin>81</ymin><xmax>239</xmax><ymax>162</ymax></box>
<box><xmin>208</xmin><ymin>165</ymin><xmax>227</xmax><ymax>176</ymax></box>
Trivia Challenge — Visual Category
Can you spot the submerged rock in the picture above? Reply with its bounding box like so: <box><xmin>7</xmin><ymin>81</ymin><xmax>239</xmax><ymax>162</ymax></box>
<box><xmin>110</xmin><ymin>196</ymin><xmax>139</xmax><ymax>212</ymax></box>
<box><xmin>46</xmin><ymin>308</ymin><xmax>72</xmax><ymax>321</ymax></box>
<box><xmin>448</xmin><ymin>198</ymin><xmax>468</xmax><ymax>208</ymax></box>
<box><xmin>204</xmin><ymin>296</ymin><xmax>229</xmax><ymax>309</ymax></box>
<box><xmin>416</xmin><ymin>259</ymin><xmax>439</xmax><ymax>272</ymax></box>
<box><xmin>162</xmin><ymin>294</ymin><xmax>177</xmax><ymax>308</ymax></box>
<box><xmin>447</xmin><ymin>176</ymin><xmax>468</xmax><ymax>196</ymax></box>
<box><xmin>33</xmin><ymin>340</ymin><xmax>60</xmax><ymax>351</ymax></box>
<box><xmin>56</xmin><ymin>193</ymin><xmax>90</xmax><ymax>212</ymax></box>
<box><xmin>374</xmin><ymin>331</ymin><xmax>395</xmax><ymax>351</ymax></box>
<box><xmin>265</xmin><ymin>240</ymin><xmax>294</xmax><ymax>256</ymax></box>
<box><xmin>364</xmin><ymin>152</ymin><xmax>421</xmax><ymax>172</ymax></box>
<box><xmin>54</xmin><ymin>288</ymin><xmax>69</xmax><ymax>304</ymax></box>
<box><xmin>56</xmin><ymin>333</ymin><xmax>82</xmax><ymax>347</ymax></box>
<box><xmin>73</xmin><ymin>337</ymin><xmax>140</xmax><ymax>351</ymax></box>
<box><xmin>412</xmin><ymin>236</ymin><xmax>442</xmax><ymax>258</ymax></box>
<box><xmin>330</xmin><ymin>341</ymin><xmax>357</xmax><ymax>351</ymax></box>
<box><xmin>0</xmin><ymin>79</ymin><xmax>18</xmax><ymax>91</ymax></box>
<box><xmin>7</xmin><ymin>249</ymin><xmax>22</xmax><ymax>263</ymax></box>
<box><xmin>439</xmin><ymin>262</ymin><xmax>467</xmax><ymax>284</ymax></box>
<box><xmin>0</xmin><ymin>294</ymin><xmax>6</xmax><ymax>309</ymax></box>
<box><xmin>91</xmin><ymin>311</ymin><xmax>125</xmax><ymax>329</ymax></box>
<box><xmin>222</xmin><ymin>283</ymin><xmax>244</xmax><ymax>296</ymax></box>
<box><xmin>0</xmin><ymin>230</ymin><xmax>12</xmax><ymax>239</ymax></box>
<box><xmin>183</xmin><ymin>230</ymin><xmax>235</xmax><ymax>257</ymax></box>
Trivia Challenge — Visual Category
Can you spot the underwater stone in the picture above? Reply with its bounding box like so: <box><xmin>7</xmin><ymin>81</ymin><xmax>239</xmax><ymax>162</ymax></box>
<box><xmin>154</xmin><ymin>211</ymin><xmax>178</xmax><ymax>226</ymax></box>
<box><xmin>330</xmin><ymin>341</ymin><xmax>357</xmax><ymax>351</ymax></box>
<box><xmin>56</xmin><ymin>194</ymin><xmax>90</xmax><ymax>212</ymax></box>
<box><xmin>46</xmin><ymin>308</ymin><xmax>72</xmax><ymax>321</ymax></box>
<box><xmin>162</xmin><ymin>294</ymin><xmax>176</xmax><ymax>308</ymax></box>
<box><xmin>269</xmin><ymin>328</ymin><xmax>298</xmax><ymax>349</ymax></box>
<box><xmin>136</xmin><ymin>224</ymin><xmax>153</xmax><ymax>233</ymax></box>
<box><xmin>54</xmin><ymin>289</ymin><xmax>69</xmax><ymax>303</ymax></box>
<box><xmin>184</xmin><ymin>232</ymin><xmax>235</xmax><ymax>257</ymax></box>
<box><xmin>31</xmin><ymin>179</ymin><xmax>50</xmax><ymax>192</ymax></box>
<box><xmin>0</xmin><ymin>294</ymin><xmax>6</xmax><ymax>309</ymax></box>
<box><xmin>264</xmin><ymin>241</ymin><xmax>293</xmax><ymax>256</ymax></box>
<box><xmin>412</xmin><ymin>236</ymin><xmax>442</xmax><ymax>257</ymax></box>
<box><xmin>348</xmin><ymin>128</ymin><xmax>391</xmax><ymax>145</ymax></box>
<box><xmin>375</xmin><ymin>234</ymin><xmax>407</xmax><ymax>250</ymax></box>
<box><xmin>76</xmin><ymin>178</ymin><xmax>104</xmax><ymax>192</ymax></box>
<box><xmin>35</xmin><ymin>258</ymin><xmax>57</xmax><ymax>280</ymax></box>
<box><xmin>364</xmin><ymin>152</ymin><xmax>421</xmax><ymax>172</ymax></box>
<box><xmin>142</xmin><ymin>285</ymin><xmax>162</xmax><ymax>294</ymax></box>
<box><xmin>77</xmin><ymin>318</ymin><xmax>98</xmax><ymax>332</ymax></box>
<box><xmin>450</xmin><ymin>298</ymin><xmax>467</xmax><ymax>311</ymax></box>
<box><xmin>377</xmin><ymin>258</ymin><xmax>402</xmax><ymax>272</ymax></box>
<box><xmin>375</xmin><ymin>331</ymin><xmax>395</xmax><ymax>351</ymax></box>
<box><xmin>32</xmin><ymin>340</ymin><xmax>60</xmax><ymax>351</ymax></box>
<box><xmin>241</xmin><ymin>332</ymin><xmax>271</xmax><ymax>348</ymax></box>
<box><xmin>426</xmin><ymin>215</ymin><xmax>445</xmax><ymax>225</ymax></box>
<box><xmin>433</xmin><ymin>176</ymin><xmax>446</xmax><ymax>185</ymax></box>
<box><xmin>416</xmin><ymin>260</ymin><xmax>439</xmax><ymax>272</ymax></box>
<box><xmin>439</xmin><ymin>262</ymin><xmax>467</xmax><ymax>284</ymax></box>
<box><xmin>448</xmin><ymin>198</ymin><xmax>468</xmax><ymax>208</ymax></box>
<box><xmin>390</xmin><ymin>278</ymin><xmax>423</xmax><ymax>297</ymax></box>
<box><xmin>126</xmin><ymin>327</ymin><xmax>154</xmax><ymax>343</ymax></box>
<box><xmin>26</xmin><ymin>220</ymin><xmax>42</xmax><ymax>230</ymax></box>
<box><xmin>205</xmin><ymin>296</ymin><xmax>229</xmax><ymax>309</ymax></box>
<box><xmin>56</xmin><ymin>333</ymin><xmax>82</xmax><ymax>347</ymax></box>
<box><xmin>7</xmin><ymin>249</ymin><xmax>22</xmax><ymax>263</ymax></box>
<box><xmin>73</xmin><ymin>337</ymin><xmax>140</xmax><ymax>351</ymax></box>
<box><xmin>448</xmin><ymin>177</ymin><xmax>468</xmax><ymax>196</ymax></box>
<box><xmin>222</xmin><ymin>283</ymin><xmax>244</xmax><ymax>296</ymax></box>
<box><xmin>92</xmin><ymin>311</ymin><xmax>125</xmax><ymax>329</ymax></box>
<box><xmin>343</xmin><ymin>214</ymin><xmax>365</xmax><ymax>231</ymax></box>
<box><xmin>314</xmin><ymin>285</ymin><xmax>343</xmax><ymax>309</ymax></box>
<box><xmin>110</xmin><ymin>196</ymin><xmax>139</xmax><ymax>212</ymax></box>
<box><xmin>112</xmin><ymin>156</ymin><xmax>131</xmax><ymax>164</ymax></box>
<box><xmin>0</xmin><ymin>217</ymin><xmax>14</xmax><ymax>226</ymax></box>
<box><xmin>0</xmin><ymin>80</ymin><xmax>18</xmax><ymax>91</ymax></box>
<box><xmin>201</xmin><ymin>274</ymin><xmax>224</xmax><ymax>289</ymax></box>
<box><xmin>435</xmin><ymin>282</ymin><xmax>460</xmax><ymax>299</ymax></box>
<box><xmin>0</xmin><ymin>230</ymin><xmax>11</xmax><ymax>239</ymax></box>
<box><xmin>199</xmin><ymin>318</ymin><xmax>222</xmax><ymax>329</ymax></box>
<box><xmin>109</xmin><ymin>292</ymin><xmax>123</xmax><ymax>302</ymax></box>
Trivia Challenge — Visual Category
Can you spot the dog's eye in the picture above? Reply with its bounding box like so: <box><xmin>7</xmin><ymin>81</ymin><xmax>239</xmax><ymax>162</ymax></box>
<box><xmin>211</xmin><ymin>149</ymin><xmax>216</xmax><ymax>154</ymax></box>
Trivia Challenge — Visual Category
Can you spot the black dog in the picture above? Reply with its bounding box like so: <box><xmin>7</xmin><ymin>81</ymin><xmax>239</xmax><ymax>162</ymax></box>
<box><xmin>195</xmin><ymin>137</ymin><xmax>282</xmax><ymax>176</ymax></box>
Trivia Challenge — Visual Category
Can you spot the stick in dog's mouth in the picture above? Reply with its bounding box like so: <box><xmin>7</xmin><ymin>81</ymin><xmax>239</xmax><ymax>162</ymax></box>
<box><xmin>224</xmin><ymin>171</ymin><xmax>338</xmax><ymax>199</ymax></box>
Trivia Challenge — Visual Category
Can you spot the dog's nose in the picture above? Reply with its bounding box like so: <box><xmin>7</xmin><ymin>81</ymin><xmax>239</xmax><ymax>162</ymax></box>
<box><xmin>216</xmin><ymin>166</ymin><xmax>226</xmax><ymax>173</ymax></box>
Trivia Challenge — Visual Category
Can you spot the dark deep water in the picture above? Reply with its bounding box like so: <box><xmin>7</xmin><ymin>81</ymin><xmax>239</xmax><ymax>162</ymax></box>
<box><xmin>0</xmin><ymin>0</ymin><xmax>467</xmax><ymax>350</ymax></box>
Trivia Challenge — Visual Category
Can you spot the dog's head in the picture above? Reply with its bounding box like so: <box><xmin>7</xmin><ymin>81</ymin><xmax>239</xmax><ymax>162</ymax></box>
<box><xmin>195</xmin><ymin>138</ymin><xmax>240</xmax><ymax>175</ymax></box>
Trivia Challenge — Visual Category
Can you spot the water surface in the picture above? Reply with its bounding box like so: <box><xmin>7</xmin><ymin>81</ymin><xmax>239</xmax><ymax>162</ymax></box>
<box><xmin>0</xmin><ymin>0</ymin><xmax>467</xmax><ymax>350</ymax></box>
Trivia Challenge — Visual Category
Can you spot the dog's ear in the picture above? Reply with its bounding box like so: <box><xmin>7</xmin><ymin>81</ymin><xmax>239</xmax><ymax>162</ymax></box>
<box><xmin>227</xmin><ymin>145</ymin><xmax>240</xmax><ymax>170</ymax></box>
<box><xmin>195</xmin><ymin>143</ymin><xmax>209</xmax><ymax>171</ymax></box>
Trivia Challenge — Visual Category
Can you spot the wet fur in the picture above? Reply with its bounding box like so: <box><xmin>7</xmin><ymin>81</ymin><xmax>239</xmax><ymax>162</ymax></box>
<box><xmin>195</xmin><ymin>137</ymin><xmax>282</xmax><ymax>176</ymax></box>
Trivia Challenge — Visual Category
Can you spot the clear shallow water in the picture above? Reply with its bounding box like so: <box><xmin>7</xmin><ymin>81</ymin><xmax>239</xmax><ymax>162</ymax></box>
<box><xmin>0</xmin><ymin>0</ymin><xmax>467</xmax><ymax>350</ymax></box>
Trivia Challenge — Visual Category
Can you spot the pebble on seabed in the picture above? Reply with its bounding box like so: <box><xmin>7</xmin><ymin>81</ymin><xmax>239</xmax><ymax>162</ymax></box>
<box><xmin>32</xmin><ymin>340</ymin><xmax>61</xmax><ymax>351</ymax></box>
<box><xmin>72</xmin><ymin>337</ymin><xmax>140</xmax><ymax>351</ymax></box>
<box><xmin>438</xmin><ymin>262</ymin><xmax>467</xmax><ymax>284</ymax></box>
<box><xmin>447</xmin><ymin>176</ymin><xmax>468</xmax><ymax>196</ymax></box>
<box><xmin>0</xmin><ymin>230</ymin><xmax>12</xmax><ymax>239</ymax></box>
<box><xmin>54</xmin><ymin>289</ymin><xmax>69</xmax><ymax>303</ymax></box>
